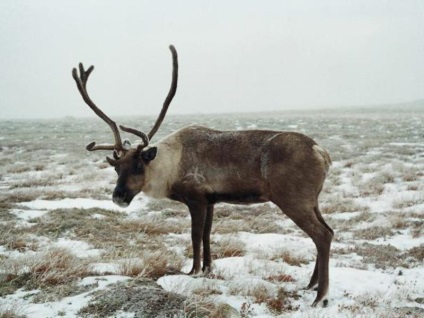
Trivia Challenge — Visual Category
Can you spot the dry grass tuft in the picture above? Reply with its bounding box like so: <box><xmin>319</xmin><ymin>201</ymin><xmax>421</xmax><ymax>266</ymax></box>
<box><xmin>118</xmin><ymin>250</ymin><xmax>184</xmax><ymax>280</ymax></box>
<box><xmin>353</xmin><ymin>243</ymin><xmax>403</xmax><ymax>269</ymax></box>
<box><xmin>3</xmin><ymin>234</ymin><xmax>38</xmax><ymax>252</ymax></box>
<box><xmin>213</xmin><ymin>206</ymin><xmax>286</xmax><ymax>235</ymax></box>
<box><xmin>27</xmin><ymin>248</ymin><xmax>91</xmax><ymax>287</ymax></box>
<box><xmin>121</xmin><ymin>217</ymin><xmax>189</xmax><ymax>236</ymax></box>
<box><xmin>264</xmin><ymin>274</ymin><xmax>296</xmax><ymax>283</ymax></box>
<box><xmin>359</xmin><ymin>179</ymin><xmax>385</xmax><ymax>197</ymax></box>
<box><xmin>212</xmin><ymin>218</ymin><xmax>251</xmax><ymax>234</ymax></box>
<box><xmin>392</xmin><ymin>195</ymin><xmax>424</xmax><ymax>209</ymax></box>
<box><xmin>211</xmin><ymin>237</ymin><xmax>246</xmax><ymax>259</ymax></box>
<box><xmin>192</xmin><ymin>285</ymin><xmax>223</xmax><ymax>297</ymax></box>
<box><xmin>354</xmin><ymin>226</ymin><xmax>394</xmax><ymax>240</ymax></box>
<box><xmin>266</xmin><ymin>287</ymin><xmax>300</xmax><ymax>314</ymax></box>
<box><xmin>403</xmin><ymin>244</ymin><xmax>424</xmax><ymax>262</ymax></box>
<box><xmin>229</xmin><ymin>283</ymin><xmax>298</xmax><ymax>314</ymax></box>
<box><xmin>0</xmin><ymin>303</ymin><xmax>26</xmax><ymax>318</ymax></box>
<box><xmin>321</xmin><ymin>198</ymin><xmax>368</xmax><ymax>214</ymax></box>
<box><xmin>270</xmin><ymin>250</ymin><xmax>309</xmax><ymax>267</ymax></box>
<box><xmin>184</xmin><ymin>297</ymin><xmax>238</xmax><ymax>318</ymax></box>
<box><xmin>0</xmin><ymin>248</ymin><xmax>91</xmax><ymax>297</ymax></box>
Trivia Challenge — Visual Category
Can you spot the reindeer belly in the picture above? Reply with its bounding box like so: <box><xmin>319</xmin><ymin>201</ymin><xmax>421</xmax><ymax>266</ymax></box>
<box><xmin>205</xmin><ymin>190</ymin><xmax>267</xmax><ymax>204</ymax></box>
<box><xmin>172</xmin><ymin>165</ymin><xmax>268</xmax><ymax>205</ymax></box>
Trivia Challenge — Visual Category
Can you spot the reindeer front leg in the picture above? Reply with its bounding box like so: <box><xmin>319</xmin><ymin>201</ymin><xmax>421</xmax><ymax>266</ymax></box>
<box><xmin>202</xmin><ymin>204</ymin><xmax>214</xmax><ymax>274</ymax></box>
<box><xmin>187</xmin><ymin>202</ymin><xmax>207</xmax><ymax>275</ymax></box>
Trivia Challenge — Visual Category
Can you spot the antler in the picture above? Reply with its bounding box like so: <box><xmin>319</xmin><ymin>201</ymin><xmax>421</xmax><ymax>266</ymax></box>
<box><xmin>72</xmin><ymin>63</ymin><xmax>124</xmax><ymax>152</ymax></box>
<box><xmin>114</xmin><ymin>45</ymin><xmax>178</xmax><ymax>146</ymax></box>
<box><xmin>147</xmin><ymin>45</ymin><xmax>178</xmax><ymax>140</ymax></box>
<box><xmin>119</xmin><ymin>125</ymin><xmax>149</xmax><ymax>148</ymax></box>
<box><xmin>73</xmin><ymin>44</ymin><xmax>178</xmax><ymax>157</ymax></box>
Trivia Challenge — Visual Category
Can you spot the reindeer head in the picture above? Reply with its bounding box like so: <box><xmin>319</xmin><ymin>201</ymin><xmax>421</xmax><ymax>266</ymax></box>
<box><xmin>72</xmin><ymin>45</ymin><xmax>178</xmax><ymax>207</ymax></box>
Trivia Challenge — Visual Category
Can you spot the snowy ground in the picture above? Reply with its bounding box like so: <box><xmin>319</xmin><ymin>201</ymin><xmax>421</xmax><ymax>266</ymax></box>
<box><xmin>0</xmin><ymin>108</ymin><xmax>423</xmax><ymax>317</ymax></box>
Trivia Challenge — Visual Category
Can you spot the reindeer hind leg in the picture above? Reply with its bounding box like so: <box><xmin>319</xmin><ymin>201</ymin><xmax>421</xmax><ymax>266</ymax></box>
<box><xmin>273</xmin><ymin>199</ymin><xmax>333</xmax><ymax>307</ymax></box>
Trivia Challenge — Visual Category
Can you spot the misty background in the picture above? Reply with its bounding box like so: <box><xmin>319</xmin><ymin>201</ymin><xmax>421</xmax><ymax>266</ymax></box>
<box><xmin>0</xmin><ymin>0</ymin><xmax>423</xmax><ymax>120</ymax></box>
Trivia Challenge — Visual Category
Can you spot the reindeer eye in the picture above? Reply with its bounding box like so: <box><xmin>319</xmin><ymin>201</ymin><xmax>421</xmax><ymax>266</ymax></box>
<box><xmin>134</xmin><ymin>161</ymin><xmax>144</xmax><ymax>174</ymax></box>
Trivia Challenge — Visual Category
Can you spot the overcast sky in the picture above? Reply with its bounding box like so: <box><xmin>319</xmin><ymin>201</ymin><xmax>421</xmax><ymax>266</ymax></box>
<box><xmin>0</xmin><ymin>0</ymin><xmax>423</xmax><ymax>119</ymax></box>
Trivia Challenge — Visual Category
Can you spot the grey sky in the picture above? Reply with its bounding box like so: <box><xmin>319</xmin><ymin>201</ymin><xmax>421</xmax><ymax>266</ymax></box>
<box><xmin>1</xmin><ymin>0</ymin><xmax>423</xmax><ymax>119</ymax></box>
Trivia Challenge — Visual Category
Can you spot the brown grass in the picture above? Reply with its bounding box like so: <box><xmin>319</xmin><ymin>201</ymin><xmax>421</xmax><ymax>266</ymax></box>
<box><xmin>359</xmin><ymin>180</ymin><xmax>385</xmax><ymax>197</ymax></box>
<box><xmin>9</xmin><ymin>178</ymin><xmax>56</xmax><ymax>189</ymax></box>
<box><xmin>7</xmin><ymin>165</ymin><xmax>32</xmax><ymax>174</ymax></box>
<box><xmin>184</xmin><ymin>296</ymin><xmax>238</xmax><ymax>318</ymax></box>
<box><xmin>321</xmin><ymin>198</ymin><xmax>368</xmax><ymax>214</ymax></box>
<box><xmin>352</xmin><ymin>243</ymin><xmax>403</xmax><ymax>269</ymax></box>
<box><xmin>264</xmin><ymin>274</ymin><xmax>296</xmax><ymax>283</ymax></box>
<box><xmin>211</xmin><ymin>237</ymin><xmax>246</xmax><ymax>259</ymax></box>
<box><xmin>403</xmin><ymin>244</ymin><xmax>424</xmax><ymax>262</ymax></box>
<box><xmin>29</xmin><ymin>208</ymin><xmax>182</xmax><ymax>250</ymax></box>
<box><xmin>0</xmin><ymin>304</ymin><xmax>26</xmax><ymax>318</ymax></box>
<box><xmin>0</xmin><ymin>247</ymin><xmax>91</xmax><ymax>297</ymax></box>
<box><xmin>270</xmin><ymin>250</ymin><xmax>309</xmax><ymax>267</ymax></box>
<box><xmin>28</xmin><ymin>248</ymin><xmax>91</xmax><ymax>287</ymax></box>
<box><xmin>266</xmin><ymin>287</ymin><xmax>300</xmax><ymax>314</ymax></box>
<box><xmin>121</xmin><ymin>217</ymin><xmax>189</xmax><ymax>236</ymax></box>
<box><xmin>392</xmin><ymin>195</ymin><xmax>424</xmax><ymax>209</ymax></box>
<box><xmin>354</xmin><ymin>226</ymin><xmax>394</xmax><ymax>240</ymax></box>
<box><xmin>118</xmin><ymin>250</ymin><xmax>184</xmax><ymax>279</ymax></box>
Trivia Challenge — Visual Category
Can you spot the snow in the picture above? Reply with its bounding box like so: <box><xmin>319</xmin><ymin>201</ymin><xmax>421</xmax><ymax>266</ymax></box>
<box><xmin>238</xmin><ymin>232</ymin><xmax>313</xmax><ymax>256</ymax></box>
<box><xmin>52</xmin><ymin>238</ymin><xmax>102</xmax><ymax>258</ymax></box>
<box><xmin>372</xmin><ymin>230</ymin><xmax>424</xmax><ymax>250</ymax></box>
<box><xmin>157</xmin><ymin>275</ymin><xmax>205</xmax><ymax>296</ymax></box>
<box><xmin>2</xmin><ymin>276</ymin><xmax>130</xmax><ymax>318</ymax></box>
<box><xmin>18</xmin><ymin>197</ymin><xmax>148</xmax><ymax>214</ymax></box>
<box><xmin>329</xmin><ymin>211</ymin><xmax>361</xmax><ymax>220</ymax></box>
<box><xmin>10</xmin><ymin>209</ymin><xmax>49</xmax><ymax>220</ymax></box>
<box><xmin>88</xmin><ymin>263</ymin><xmax>121</xmax><ymax>275</ymax></box>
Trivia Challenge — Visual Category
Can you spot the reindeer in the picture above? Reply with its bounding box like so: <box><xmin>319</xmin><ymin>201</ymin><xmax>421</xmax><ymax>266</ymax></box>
<box><xmin>72</xmin><ymin>45</ymin><xmax>333</xmax><ymax>307</ymax></box>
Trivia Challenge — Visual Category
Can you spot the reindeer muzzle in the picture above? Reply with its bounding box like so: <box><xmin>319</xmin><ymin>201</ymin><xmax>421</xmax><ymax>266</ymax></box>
<box><xmin>112</xmin><ymin>186</ymin><xmax>134</xmax><ymax>207</ymax></box>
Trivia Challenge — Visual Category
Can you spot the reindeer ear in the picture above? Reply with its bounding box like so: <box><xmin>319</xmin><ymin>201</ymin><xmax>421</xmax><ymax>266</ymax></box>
<box><xmin>141</xmin><ymin>147</ymin><xmax>157</xmax><ymax>162</ymax></box>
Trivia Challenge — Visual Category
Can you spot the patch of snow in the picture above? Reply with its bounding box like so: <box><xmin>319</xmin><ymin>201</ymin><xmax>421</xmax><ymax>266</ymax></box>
<box><xmin>18</xmin><ymin>197</ymin><xmax>148</xmax><ymax>214</ymax></box>
<box><xmin>88</xmin><ymin>263</ymin><xmax>121</xmax><ymax>275</ymax></box>
<box><xmin>373</xmin><ymin>230</ymin><xmax>424</xmax><ymax>250</ymax></box>
<box><xmin>10</xmin><ymin>209</ymin><xmax>49</xmax><ymax>220</ymax></box>
<box><xmin>91</xmin><ymin>213</ymin><xmax>107</xmax><ymax>219</ymax></box>
<box><xmin>52</xmin><ymin>238</ymin><xmax>103</xmax><ymax>258</ymax></box>
<box><xmin>2</xmin><ymin>275</ymin><xmax>130</xmax><ymax>318</ymax></box>
<box><xmin>157</xmin><ymin>275</ymin><xmax>204</xmax><ymax>296</ymax></box>
<box><xmin>329</xmin><ymin>211</ymin><xmax>361</xmax><ymax>220</ymax></box>
<box><xmin>238</xmin><ymin>232</ymin><xmax>314</xmax><ymax>257</ymax></box>
<box><xmin>352</xmin><ymin>214</ymin><xmax>391</xmax><ymax>230</ymax></box>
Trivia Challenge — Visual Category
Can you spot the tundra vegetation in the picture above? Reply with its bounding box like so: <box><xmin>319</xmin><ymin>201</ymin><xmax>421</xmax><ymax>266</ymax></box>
<box><xmin>0</xmin><ymin>107</ymin><xmax>423</xmax><ymax>317</ymax></box>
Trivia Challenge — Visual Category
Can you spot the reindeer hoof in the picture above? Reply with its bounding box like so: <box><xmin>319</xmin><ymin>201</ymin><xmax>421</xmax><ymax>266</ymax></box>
<box><xmin>312</xmin><ymin>298</ymin><xmax>329</xmax><ymax>307</ymax></box>
<box><xmin>187</xmin><ymin>268</ymin><xmax>203</xmax><ymax>277</ymax></box>
<box><xmin>202</xmin><ymin>266</ymin><xmax>212</xmax><ymax>275</ymax></box>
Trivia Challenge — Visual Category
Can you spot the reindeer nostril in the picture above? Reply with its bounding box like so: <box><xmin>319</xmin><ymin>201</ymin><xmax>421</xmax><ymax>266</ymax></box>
<box><xmin>113</xmin><ymin>195</ymin><xmax>123</xmax><ymax>203</ymax></box>
<box><xmin>113</xmin><ymin>187</ymin><xmax>126</xmax><ymax>203</ymax></box>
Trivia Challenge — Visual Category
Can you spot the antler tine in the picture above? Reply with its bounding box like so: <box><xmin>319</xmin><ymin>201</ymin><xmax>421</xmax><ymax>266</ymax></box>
<box><xmin>72</xmin><ymin>63</ymin><xmax>124</xmax><ymax>152</ymax></box>
<box><xmin>119</xmin><ymin>125</ymin><xmax>150</xmax><ymax>148</ymax></box>
<box><xmin>147</xmin><ymin>45</ymin><xmax>179</xmax><ymax>140</ymax></box>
